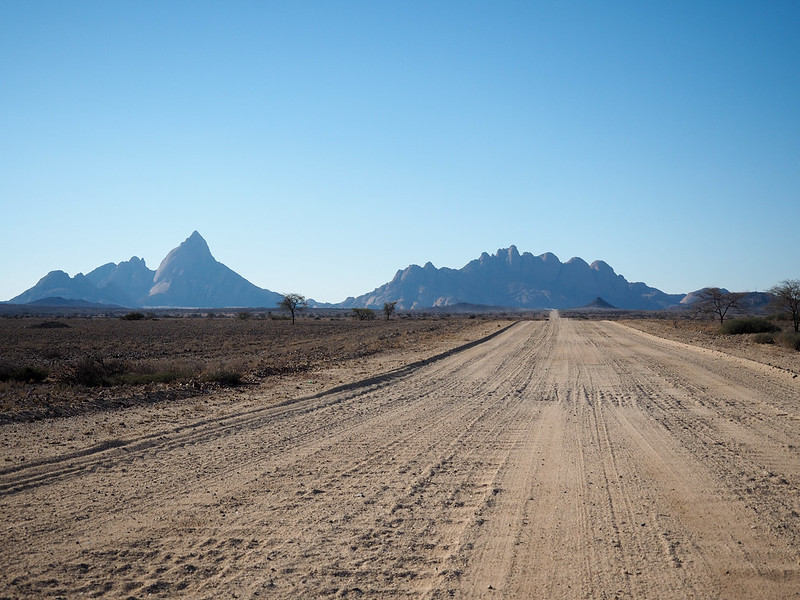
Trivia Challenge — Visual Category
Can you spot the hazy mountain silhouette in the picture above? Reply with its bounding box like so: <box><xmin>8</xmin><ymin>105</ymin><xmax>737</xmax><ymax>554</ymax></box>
<box><xmin>9</xmin><ymin>232</ymin><xmax>283</xmax><ymax>308</ymax></box>
<box><xmin>339</xmin><ymin>246</ymin><xmax>683</xmax><ymax>310</ymax></box>
<box><xmin>27</xmin><ymin>297</ymin><xmax>125</xmax><ymax>309</ymax></box>
<box><xmin>86</xmin><ymin>256</ymin><xmax>155</xmax><ymax>307</ymax></box>
<box><xmin>10</xmin><ymin>270</ymin><xmax>112</xmax><ymax>305</ymax></box>
<box><xmin>11</xmin><ymin>238</ymin><xmax>688</xmax><ymax>311</ymax></box>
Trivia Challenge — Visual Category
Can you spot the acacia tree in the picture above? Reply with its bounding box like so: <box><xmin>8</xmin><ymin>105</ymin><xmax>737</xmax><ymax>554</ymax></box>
<box><xmin>279</xmin><ymin>293</ymin><xmax>307</xmax><ymax>324</ymax></box>
<box><xmin>351</xmin><ymin>308</ymin><xmax>376</xmax><ymax>321</ymax></box>
<box><xmin>695</xmin><ymin>287</ymin><xmax>746</xmax><ymax>324</ymax></box>
<box><xmin>383</xmin><ymin>301</ymin><xmax>398</xmax><ymax>321</ymax></box>
<box><xmin>769</xmin><ymin>279</ymin><xmax>800</xmax><ymax>332</ymax></box>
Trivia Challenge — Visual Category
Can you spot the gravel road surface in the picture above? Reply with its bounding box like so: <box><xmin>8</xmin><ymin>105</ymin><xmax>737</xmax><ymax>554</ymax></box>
<box><xmin>2</xmin><ymin>315</ymin><xmax>799</xmax><ymax>598</ymax></box>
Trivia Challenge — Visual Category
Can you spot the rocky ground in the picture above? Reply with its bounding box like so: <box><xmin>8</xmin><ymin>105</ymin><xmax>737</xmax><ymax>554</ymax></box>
<box><xmin>623</xmin><ymin>317</ymin><xmax>800</xmax><ymax>377</ymax></box>
<box><xmin>0</xmin><ymin>313</ymin><xmax>517</xmax><ymax>423</ymax></box>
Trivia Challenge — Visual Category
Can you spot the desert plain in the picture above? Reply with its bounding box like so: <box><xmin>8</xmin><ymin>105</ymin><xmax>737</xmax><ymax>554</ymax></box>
<box><xmin>2</xmin><ymin>311</ymin><xmax>800</xmax><ymax>599</ymax></box>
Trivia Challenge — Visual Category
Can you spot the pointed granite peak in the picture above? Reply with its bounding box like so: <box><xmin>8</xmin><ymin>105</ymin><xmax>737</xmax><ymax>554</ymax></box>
<box><xmin>182</xmin><ymin>230</ymin><xmax>210</xmax><ymax>251</ymax></box>
<box><xmin>154</xmin><ymin>232</ymin><xmax>214</xmax><ymax>283</ymax></box>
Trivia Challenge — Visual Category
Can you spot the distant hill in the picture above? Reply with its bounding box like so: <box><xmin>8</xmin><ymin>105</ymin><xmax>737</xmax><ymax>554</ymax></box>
<box><xmin>9</xmin><ymin>232</ymin><xmax>283</xmax><ymax>308</ymax></box>
<box><xmin>27</xmin><ymin>297</ymin><xmax>124</xmax><ymax>309</ymax></box>
<box><xmin>583</xmin><ymin>297</ymin><xmax>617</xmax><ymax>309</ymax></box>
<box><xmin>339</xmin><ymin>246</ymin><xmax>684</xmax><ymax>310</ymax></box>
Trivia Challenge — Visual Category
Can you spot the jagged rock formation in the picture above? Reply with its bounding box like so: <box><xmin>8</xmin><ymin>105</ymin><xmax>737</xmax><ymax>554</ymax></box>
<box><xmin>339</xmin><ymin>246</ymin><xmax>684</xmax><ymax>310</ymax></box>
<box><xmin>86</xmin><ymin>257</ymin><xmax>155</xmax><ymax>307</ymax></box>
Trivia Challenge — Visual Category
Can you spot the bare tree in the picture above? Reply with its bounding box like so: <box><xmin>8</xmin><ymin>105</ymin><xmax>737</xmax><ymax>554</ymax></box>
<box><xmin>383</xmin><ymin>301</ymin><xmax>397</xmax><ymax>321</ymax></box>
<box><xmin>694</xmin><ymin>287</ymin><xmax>746</xmax><ymax>324</ymax></box>
<box><xmin>769</xmin><ymin>279</ymin><xmax>800</xmax><ymax>332</ymax></box>
<box><xmin>279</xmin><ymin>293</ymin><xmax>307</xmax><ymax>324</ymax></box>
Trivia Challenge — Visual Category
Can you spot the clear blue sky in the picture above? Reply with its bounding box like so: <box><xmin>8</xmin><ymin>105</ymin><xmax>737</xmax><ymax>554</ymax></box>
<box><xmin>2</xmin><ymin>1</ymin><xmax>798</xmax><ymax>303</ymax></box>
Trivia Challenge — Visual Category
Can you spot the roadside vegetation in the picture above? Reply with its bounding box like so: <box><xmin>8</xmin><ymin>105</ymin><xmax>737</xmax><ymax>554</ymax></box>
<box><xmin>58</xmin><ymin>355</ymin><xmax>243</xmax><ymax>388</ymax></box>
<box><xmin>719</xmin><ymin>317</ymin><xmax>780</xmax><ymax>335</ymax></box>
<box><xmin>687</xmin><ymin>280</ymin><xmax>800</xmax><ymax>353</ymax></box>
<box><xmin>777</xmin><ymin>332</ymin><xmax>800</xmax><ymax>351</ymax></box>
<box><xmin>718</xmin><ymin>317</ymin><xmax>800</xmax><ymax>349</ymax></box>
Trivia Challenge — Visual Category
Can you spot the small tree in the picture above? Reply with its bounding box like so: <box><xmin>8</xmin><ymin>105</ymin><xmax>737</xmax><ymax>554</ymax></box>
<box><xmin>383</xmin><ymin>301</ymin><xmax>398</xmax><ymax>321</ymax></box>
<box><xmin>279</xmin><ymin>293</ymin><xmax>307</xmax><ymax>324</ymax></box>
<box><xmin>769</xmin><ymin>279</ymin><xmax>800</xmax><ymax>332</ymax></box>
<box><xmin>695</xmin><ymin>287</ymin><xmax>746</xmax><ymax>324</ymax></box>
<box><xmin>351</xmin><ymin>308</ymin><xmax>376</xmax><ymax>321</ymax></box>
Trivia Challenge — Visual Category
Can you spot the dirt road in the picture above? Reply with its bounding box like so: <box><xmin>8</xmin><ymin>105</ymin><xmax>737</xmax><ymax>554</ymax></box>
<box><xmin>2</xmin><ymin>315</ymin><xmax>800</xmax><ymax>599</ymax></box>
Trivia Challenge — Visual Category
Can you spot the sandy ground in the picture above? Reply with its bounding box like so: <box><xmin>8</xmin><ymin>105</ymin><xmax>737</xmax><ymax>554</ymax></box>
<box><xmin>2</xmin><ymin>315</ymin><xmax>800</xmax><ymax>599</ymax></box>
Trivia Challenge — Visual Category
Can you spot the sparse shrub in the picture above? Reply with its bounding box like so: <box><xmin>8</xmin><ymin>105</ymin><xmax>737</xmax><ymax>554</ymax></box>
<box><xmin>0</xmin><ymin>363</ymin><xmax>49</xmax><ymax>383</ymax></box>
<box><xmin>62</xmin><ymin>355</ymin><xmax>126</xmax><ymax>386</ymax></box>
<box><xmin>17</xmin><ymin>365</ymin><xmax>48</xmax><ymax>382</ymax></box>
<box><xmin>752</xmin><ymin>332</ymin><xmax>775</xmax><ymax>344</ymax></box>
<box><xmin>120</xmin><ymin>311</ymin><xmax>146</xmax><ymax>321</ymax></box>
<box><xmin>115</xmin><ymin>360</ymin><xmax>198</xmax><ymax>385</ymax></box>
<box><xmin>60</xmin><ymin>355</ymin><xmax>204</xmax><ymax>386</ymax></box>
<box><xmin>778</xmin><ymin>332</ymin><xmax>800</xmax><ymax>351</ymax></box>
<box><xmin>720</xmin><ymin>317</ymin><xmax>781</xmax><ymax>335</ymax></box>
<box><xmin>28</xmin><ymin>321</ymin><xmax>70</xmax><ymax>329</ymax></box>
<box><xmin>201</xmin><ymin>369</ymin><xmax>243</xmax><ymax>386</ymax></box>
<box><xmin>351</xmin><ymin>308</ymin><xmax>376</xmax><ymax>321</ymax></box>
<box><xmin>41</xmin><ymin>348</ymin><xmax>64</xmax><ymax>361</ymax></box>
<box><xmin>116</xmin><ymin>371</ymin><xmax>182</xmax><ymax>385</ymax></box>
<box><xmin>237</xmin><ymin>311</ymin><xmax>251</xmax><ymax>320</ymax></box>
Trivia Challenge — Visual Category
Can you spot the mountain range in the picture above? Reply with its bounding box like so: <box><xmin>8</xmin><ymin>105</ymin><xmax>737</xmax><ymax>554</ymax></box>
<box><xmin>340</xmin><ymin>246</ymin><xmax>683</xmax><ymax>310</ymax></box>
<box><xmin>8</xmin><ymin>232</ymin><xmax>687</xmax><ymax>310</ymax></box>
<box><xmin>9</xmin><ymin>232</ymin><xmax>283</xmax><ymax>308</ymax></box>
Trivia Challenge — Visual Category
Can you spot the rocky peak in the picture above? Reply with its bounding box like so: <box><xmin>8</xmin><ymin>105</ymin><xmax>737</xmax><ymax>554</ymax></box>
<box><xmin>153</xmin><ymin>232</ymin><xmax>214</xmax><ymax>283</ymax></box>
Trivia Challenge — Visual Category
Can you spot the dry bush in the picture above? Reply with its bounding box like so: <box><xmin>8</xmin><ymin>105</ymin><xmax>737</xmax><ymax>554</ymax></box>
<box><xmin>778</xmin><ymin>332</ymin><xmax>800</xmax><ymax>351</ymax></box>
<box><xmin>0</xmin><ymin>363</ymin><xmax>49</xmax><ymax>383</ymax></box>
<box><xmin>61</xmin><ymin>356</ymin><xmax>127</xmax><ymax>386</ymax></box>
<box><xmin>720</xmin><ymin>317</ymin><xmax>780</xmax><ymax>335</ymax></box>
